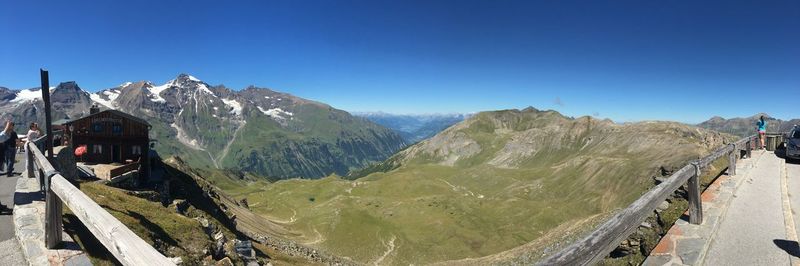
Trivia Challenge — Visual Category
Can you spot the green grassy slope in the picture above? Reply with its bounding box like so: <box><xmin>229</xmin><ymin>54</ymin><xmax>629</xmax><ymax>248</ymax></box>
<box><xmin>199</xmin><ymin>108</ymin><xmax>735</xmax><ymax>265</ymax></box>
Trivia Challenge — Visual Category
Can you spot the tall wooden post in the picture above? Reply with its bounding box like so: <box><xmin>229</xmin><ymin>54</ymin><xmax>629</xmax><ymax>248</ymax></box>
<box><xmin>40</xmin><ymin>69</ymin><xmax>54</xmax><ymax>159</ymax></box>
<box><xmin>728</xmin><ymin>144</ymin><xmax>736</xmax><ymax>176</ymax></box>
<box><xmin>40</xmin><ymin>69</ymin><xmax>63</xmax><ymax>248</ymax></box>
<box><xmin>688</xmin><ymin>161</ymin><xmax>703</xmax><ymax>225</ymax></box>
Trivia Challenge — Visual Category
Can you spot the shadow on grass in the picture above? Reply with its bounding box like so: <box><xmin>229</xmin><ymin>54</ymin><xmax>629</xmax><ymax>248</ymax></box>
<box><xmin>773</xmin><ymin>239</ymin><xmax>800</xmax><ymax>257</ymax></box>
<box><xmin>62</xmin><ymin>213</ymin><xmax>122</xmax><ymax>266</ymax></box>
<box><xmin>127</xmin><ymin>210</ymin><xmax>179</xmax><ymax>246</ymax></box>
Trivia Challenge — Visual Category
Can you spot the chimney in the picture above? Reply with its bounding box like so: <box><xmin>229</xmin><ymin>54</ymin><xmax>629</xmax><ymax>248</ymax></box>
<box><xmin>90</xmin><ymin>104</ymin><xmax>100</xmax><ymax>114</ymax></box>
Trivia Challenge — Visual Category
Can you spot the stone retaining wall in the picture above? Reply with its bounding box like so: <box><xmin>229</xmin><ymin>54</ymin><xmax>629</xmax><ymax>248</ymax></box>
<box><xmin>14</xmin><ymin>175</ymin><xmax>90</xmax><ymax>266</ymax></box>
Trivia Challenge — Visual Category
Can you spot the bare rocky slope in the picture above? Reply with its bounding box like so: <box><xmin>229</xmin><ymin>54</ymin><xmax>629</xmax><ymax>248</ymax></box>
<box><xmin>0</xmin><ymin>74</ymin><xmax>406</xmax><ymax>179</ymax></box>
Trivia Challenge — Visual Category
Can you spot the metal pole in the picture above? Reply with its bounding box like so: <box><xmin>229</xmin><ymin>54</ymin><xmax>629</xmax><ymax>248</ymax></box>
<box><xmin>40</xmin><ymin>69</ymin><xmax>54</xmax><ymax>159</ymax></box>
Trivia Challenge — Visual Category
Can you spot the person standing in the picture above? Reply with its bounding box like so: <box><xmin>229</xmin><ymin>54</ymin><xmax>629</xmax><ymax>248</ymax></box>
<box><xmin>757</xmin><ymin>115</ymin><xmax>767</xmax><ymax>150</ymax></box>
<box><xmin>0</xmin><ymin>121</ymin><xmax>13</xmax><ymax>211</ymax></box>
<box><xmin>2</xmin><ymin>122</ymin><xmax>18</xmax><ymax>177</ymax></box>
<box><xmin>24</xmin><ymin>122</ymin><xmax>41</xmax><ymax>152</ymax></box>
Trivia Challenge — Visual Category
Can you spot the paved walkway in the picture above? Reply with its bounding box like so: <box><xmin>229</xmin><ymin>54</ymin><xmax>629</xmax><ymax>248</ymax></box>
<box><xmin>704</xmin><ymin>151</ymin><xmax>791</xmax><ymax>265</ymax></box>
<box><xmin>0</xmin><ymin>152</ymin><xmax>23</xmax><ymax>240</ymax></box>
<box><xmin>0</xmin><ymin>152</ymin><xmax>27</xmax><ymax>265</ymax></box>
<box><xmin>646</xmin><ymin>151</ymin><xmax>800</xmax><ymax>265</ymax></box>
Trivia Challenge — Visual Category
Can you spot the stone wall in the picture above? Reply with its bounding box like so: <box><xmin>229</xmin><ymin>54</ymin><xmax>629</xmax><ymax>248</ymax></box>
<box><xmin>13</xmin><ymin>176</ymin><xmax>90</xmax><ymax>265</ymax></box>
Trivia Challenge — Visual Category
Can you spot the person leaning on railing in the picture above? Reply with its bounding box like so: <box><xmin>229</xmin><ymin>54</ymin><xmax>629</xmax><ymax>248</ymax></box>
<box><xmin>757</xmin><ymin>115</ymin><xmax>767</xmax><ymax>150</ymax></box>
<box><xmin>0</xmin><ymin>121</ymin><xmax>13</xmax><ymax>212</ymax></box>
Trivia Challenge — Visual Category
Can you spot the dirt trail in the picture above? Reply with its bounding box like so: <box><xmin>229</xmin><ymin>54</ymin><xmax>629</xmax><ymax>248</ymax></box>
<box><xmin>373</xmin><ymin>235</ymin><xmax>397</xmax><ymax>265</ymax></box>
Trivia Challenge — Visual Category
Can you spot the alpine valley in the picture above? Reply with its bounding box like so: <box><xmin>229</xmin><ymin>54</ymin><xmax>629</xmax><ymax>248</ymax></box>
<box><xmin>0</xmin><ymin>74</ymin><xmax>406</xmax><ymax>179</ymax></box>
<box><xmin>199</xmin><ymin>108</ymin><xmax>734</xmax><ymax>265</ymax></box>
<box><xmin>0</xmin><ymin>76</ymin><xmax>739</xmax><ymax>265</ymax></box>
<box><xmin>354</xmin><ymin>112</ymin><xmax>471</xmax><ymax>143</ymax></box>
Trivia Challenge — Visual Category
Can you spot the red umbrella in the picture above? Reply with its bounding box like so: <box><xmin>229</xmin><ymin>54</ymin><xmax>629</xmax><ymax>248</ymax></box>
<box><xmin>75</xmin><ymin>145</ymin><xmax>87</xmax><ymax>157</ymax></box>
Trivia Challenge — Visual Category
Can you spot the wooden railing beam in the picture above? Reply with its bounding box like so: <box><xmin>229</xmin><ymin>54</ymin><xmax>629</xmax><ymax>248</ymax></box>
<box><xmin>25</xmin><ymin>142</ymin><xmax>174</xmax><ymax>265</ymax></box>
<box><xmin>540</xmin><ymin>135</ymin><xmax>757</xmax><ymax>265</ymax></box>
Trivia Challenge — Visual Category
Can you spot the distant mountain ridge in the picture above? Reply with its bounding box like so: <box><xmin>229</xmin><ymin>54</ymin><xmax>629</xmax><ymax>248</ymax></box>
<box><xmin>0</xmin><ymin>74</ymin><xmax>406</xmax><ymax>179</ymax></box>
<box><xmin>698</xmin><ymin>113</ymin><xmax>800</xmax><ymax>137</ymax></box>
<box><xmin>354</xmin><ymin>112</ymin><xmax>471</xmax><ymax>143</ymax></box>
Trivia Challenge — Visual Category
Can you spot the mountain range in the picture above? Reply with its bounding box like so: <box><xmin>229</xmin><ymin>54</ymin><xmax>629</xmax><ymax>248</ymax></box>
<box><xmin>210</xmin><ymin>107</ymin><xmax>733</xmax><ymax>264</ymax></box>
<box><xmin>698</xmin><ymin>113</ymin><xmax>800</xmax><ymax>137</ymax></box>
<box><xmin>0</xmin><ymin>74</ymin><xmax>406</xmax><ymax>179</ymax></box>
<box><xmin>353</xmin><ymin>112</ymin><xmax>471</xmax><ymax>143</ymax></box>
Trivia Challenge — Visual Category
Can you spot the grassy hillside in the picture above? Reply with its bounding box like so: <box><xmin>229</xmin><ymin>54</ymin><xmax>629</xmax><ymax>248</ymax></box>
<box><xmin>63</xmin><ymin>173</ymin><xmax>317</xmax><ymax>265</ymax></box>
<box><xmin>198</xmin><ymin>108</ymin><xmax>734</xmax><ymax>265</ymax></box>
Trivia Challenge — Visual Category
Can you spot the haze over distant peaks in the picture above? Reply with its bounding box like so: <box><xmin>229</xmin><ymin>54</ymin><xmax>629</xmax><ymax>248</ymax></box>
<box><xmin>354</xmin><ymin>111</ymin><xmax>472</xmax><ymax>143</ymax></box>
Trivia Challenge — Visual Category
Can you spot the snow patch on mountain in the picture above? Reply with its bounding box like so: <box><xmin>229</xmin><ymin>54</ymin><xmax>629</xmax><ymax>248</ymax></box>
<box><xmin>221</xmin><ymin>98</ymin><xmax>243</xmax><ymax>116</ymax></box>
<box><xmin>258</xmin><ymin>106</ymin><xmax>293</xmax><ymax>121</ymax></box>
<box><xmin>90</xmin><ymin>90</ymin><xmax>120</xmax><ymax>108</ymax></box>
<box><xmin>187</xmin><ymin>75</ymin><xmax>201</xmax><ymax>82</ymax></box>
<box><xmin>197</xmin><ymin>83</ymin><xmax>216</xmax><ymax>96</ymax></box>
<box><xmin>12</xmin><ymin>89</ymin><xmax>41</xmax><ymax>103</ymax></box>
<box><xmin>119</xmin><ymin>82</ymin><xmax>133</xmax><ymax>88</ymax></box>
<box><xmin>148</xmin><ymin>82</ymin><xmax>171</xmax><ymax>103</ymax></box>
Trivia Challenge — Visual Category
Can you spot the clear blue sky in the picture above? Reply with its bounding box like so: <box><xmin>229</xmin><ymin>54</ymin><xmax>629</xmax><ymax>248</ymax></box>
<box><xmin>1</xmin><ymin>1</ymin><xmax>798</xmax><ymax>123</ymax></box>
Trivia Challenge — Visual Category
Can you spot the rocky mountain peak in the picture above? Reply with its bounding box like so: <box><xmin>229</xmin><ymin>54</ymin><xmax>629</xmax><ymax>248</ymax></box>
<box><xmin>53</xmin><ymin>81</ymin><xmax>83</xmax><ymax>92</ymax></box>
<box><xmin>171</xmin><ymin>73</ymin><xmax>204</xmax><ymax>87</ymax></box>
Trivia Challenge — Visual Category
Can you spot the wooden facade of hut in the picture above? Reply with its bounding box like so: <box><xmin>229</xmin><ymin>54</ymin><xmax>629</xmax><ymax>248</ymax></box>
<box><xmin>63</xmin><ymin>107</ymin><xmax>150</xmax><ymax>180</ymax></box>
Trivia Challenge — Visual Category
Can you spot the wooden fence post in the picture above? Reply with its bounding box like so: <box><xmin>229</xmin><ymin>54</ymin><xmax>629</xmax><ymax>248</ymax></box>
<box><xmin>26</xmin><ymin>145</ymin><xmax>34</xmax><ymax>179</ymax></box>
<box><xmin>688</xmin><ymin>161</ymin><xmax>703</xmax><ymax>225</ymax></box>
<box><xmin>728</xmin><ymin>144</ymin><xmax>736</xmax><ymax>176</ymax></box>
<box><xmin>44</xmin><ymin>171</ymin><xmax>63</xmax><ymax>248</ymax></box>
<box><xmin>746</xmin><ymin>138</ymin><xmax>752</xmax><ymax>159</ymax></box>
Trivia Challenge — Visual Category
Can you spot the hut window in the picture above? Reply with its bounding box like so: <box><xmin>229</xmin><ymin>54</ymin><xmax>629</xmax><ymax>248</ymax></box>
<box><xmin>93</xmin><ymin>144</ymin><xmax>103</xmax><ymax>154</ymax></box>
<box><xmin>132</xmin><ymin>145</ymin><xmax>142</xmax><ymax>155</ymax></box>
<box><xmin>92</xmin><ymin>123</ymin><xmax>103</xmax><ymax>133</ymax></box>
<box><xmin>112</xmin><ymin>124</ymin><xmax>123</xmax><ymax>135</ymax></box>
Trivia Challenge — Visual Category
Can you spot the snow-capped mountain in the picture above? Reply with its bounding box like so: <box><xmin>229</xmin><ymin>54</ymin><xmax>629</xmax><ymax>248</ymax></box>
<box><xmin>0</xmin><ymin>74</ymin><xmax>407</xmax><ymax>179</ymax></box>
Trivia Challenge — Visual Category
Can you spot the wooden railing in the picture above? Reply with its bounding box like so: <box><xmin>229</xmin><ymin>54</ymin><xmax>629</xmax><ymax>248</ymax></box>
<box><xmin>109</xmin><ymin>161</ymin><xmax>141</xmax><ymax>180</ymax></box>
<box><xmin>25</xmin><ymin>142</ymin><xmax>175</xmax><ymax>266</ymax></box>
<box><xmin>539</xmin><ymin>135</ymin><xmax>758</xmax><ymax>265</ymax></box>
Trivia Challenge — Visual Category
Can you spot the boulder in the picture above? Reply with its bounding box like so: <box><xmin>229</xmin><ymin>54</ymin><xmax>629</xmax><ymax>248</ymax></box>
<box><xmin>215</xmin><ymin>257</ymin><xmax>233</xmax><ymax>266</ymax></box>
<box><xmin>53</xmin><ymin>146</ymin><xmax>78</xmax><ymax>180</ymax></box>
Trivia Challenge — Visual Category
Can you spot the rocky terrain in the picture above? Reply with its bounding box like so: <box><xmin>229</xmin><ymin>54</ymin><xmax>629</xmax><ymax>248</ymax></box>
<box><xmin>698</xmin><ymin>113</ymin><xmax>800</xmax><ymax>137</ymax></box>
<box><xmin>0</xmin><ymin>75</ymin><xmax>406</xmax><ymax>179</ymax></box>
<box><xmin>205</xmin><ymin>107</ymin><xmax>734</xmax><ymax>265</ymax></box>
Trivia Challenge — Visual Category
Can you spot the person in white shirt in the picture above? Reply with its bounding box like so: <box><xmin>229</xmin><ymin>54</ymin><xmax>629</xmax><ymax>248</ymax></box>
<box><xmin>23</xmin><ymin>122</ymin><xmax>41</xmax><ymax>152</ymax></box>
